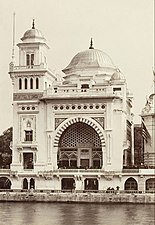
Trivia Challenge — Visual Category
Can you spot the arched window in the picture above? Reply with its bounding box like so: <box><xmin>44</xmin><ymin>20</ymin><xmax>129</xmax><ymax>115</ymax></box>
<box><xmin>19</xmin><ymin>78</ymin><xmax>22</xmax><ymax>90</ymax></box>
<box><xmin>146</xmin><ymin>178</ymin><xmax>155</xmax><ymax>191</ymax></box>
<box><xmin>25</xmin><ymin>78</ymin><xmax>28</xmax><ymax>89</ymax></box>
<box><xmin>124</xmin><ymin>177</ymin><xmax>138</xmax><ymax>190</ymax></box>
<box><xmin>0</xmin><ymin>177</ymin><xmax>11</xmax><ymax>189</ymax></box>
<box><xmin>23</xmin><ymin>178</ymin><xmax>28</xmax><ymax>189</ymax></box>
<box><xmin>30</xmin><ymin>78</ymin><xmax>33</xmax><ymax>89</ymax></box>
<box><xmin>36</xmin><ymin>78</ymin><xmax>39</xmax><ymax>89</ymax></box>
<box><xmin>30</xmin><ymin>178</ymin><xmax>35</xmax><ymax>189</ymax></box>
<box><xmin>58</xmin><ymin>122</ymin><xmax>102</xmax><ymax>169</ymax></box>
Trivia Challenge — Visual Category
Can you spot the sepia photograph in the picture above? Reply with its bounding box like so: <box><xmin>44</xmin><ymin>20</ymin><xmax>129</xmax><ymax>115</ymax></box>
<box><xmin>0</xmin><ymin>0</ymin><xmax>154</xmax><ymax>224</ymax></box>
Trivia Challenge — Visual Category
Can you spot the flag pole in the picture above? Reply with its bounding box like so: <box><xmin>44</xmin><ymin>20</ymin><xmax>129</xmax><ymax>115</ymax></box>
<box><xmin>12</xmin><ymin>12</ymin><xmax>16</xmax><ymax>62</ymax></box>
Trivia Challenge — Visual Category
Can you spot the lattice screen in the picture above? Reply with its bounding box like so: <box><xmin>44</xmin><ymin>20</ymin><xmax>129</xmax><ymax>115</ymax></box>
<box><xmin>59</xmin><ymin>122</ymin><xmax>102</xmax><ymax>148</ymax></box>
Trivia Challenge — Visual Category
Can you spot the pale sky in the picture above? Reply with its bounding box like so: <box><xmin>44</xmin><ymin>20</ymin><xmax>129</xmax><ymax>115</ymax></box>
<box><xmin>0</xmin><ymin>0</ymin><xmax>154</xmax><ymax>135</ymax></box>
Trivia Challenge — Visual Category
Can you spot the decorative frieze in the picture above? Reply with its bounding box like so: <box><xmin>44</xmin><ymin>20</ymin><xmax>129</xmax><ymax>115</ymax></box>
<box><xmin>14</xmin><ymin>93</ymin><xmax>43</xmax><ymax>101</ymax></box>
<box><xmin>18</xmin><ymin>103</ymin><xmax>39</xmax><ymax>112</ymax></box>
<box><xmin>53</xmin><ymin>103</ymin><xmax>106</xmax><ymax>111</ymax></box>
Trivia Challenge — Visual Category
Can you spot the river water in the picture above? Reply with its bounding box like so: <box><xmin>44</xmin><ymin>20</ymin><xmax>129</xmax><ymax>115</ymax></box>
<box><xmin>0</xmin><ymin>202</ymin><xmax>154</xmax><ymax>225</ymax></box>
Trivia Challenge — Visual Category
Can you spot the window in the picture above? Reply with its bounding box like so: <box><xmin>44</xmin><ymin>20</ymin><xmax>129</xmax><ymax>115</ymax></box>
<box><xmin>81</xmin><ymin>84</ymin><xmax>89</xmax><ymax>89</ymax></box>
<box><xmin>54</xmin><ymin>87</ymin><xmax>57</xmax><ymax>93</ymax></box>
<box><xmin>25</xmin><ymin>78</ymin><xmax>28</xmax><ymax>89</ymax></box>
<box><xmin>93</xmin><ymin>160</ymin><xmax>100</xmax><ymax>169</ymax></box>
<box><xmin>19</xmin><ymin>78</ymin><xmax>22</xmax><ymax>90</ymax></box>
<box><xmin>30</xmin><ymin>178</ymin><xmax>35</xmax><ymax>189</ymax></box>
<box><xmin>31</xmin><ymin>54</ymin><xmax>34</xmax><ymax>66</ymax></box>
<box><xmin>23</xmin><ymin>178</ymin><xmax>28</xmax><ymax>189</ymax></box>
<box><xmin>81</xmin><ymin>84</ymin><xmax>89</xmax><ymax>92</ymax></box>
<box><xmin>113</xmin><ymin>87</ymin><xmax>121</xmax><ymax>92</ymax></box>
<box><xmin>30</xmin><ymin>78</ymin><xmax>33</xmax><ymax>89</ymax></box>
<box><xmin>124</xmin><ymin>178</ymin><xmax>138</xmax><ymax>190</ymax></box>
<box><xmin>23</xmin><ymin>153</ymin><xmax>33</xmax><ymax>169</ymax></box>
<box><xmin>26</xmin><ymin>54</ymin><xmax>34</xmax><ymax>67</ymax></box>
<box><xmin>25</xmin><ymin>130</ymin><xmax>33</xmax><ymax>141</ymax></box>
<box><xmin>146</xmin><ymin>178</ymin><xmax>155</xmax><ymax>190</ymax></box>
<box><xmin>26</xmin><ymin>54</ymin><xmax>30</xmax><ymax>66</ymax></box>
<box><xmin>36</xmin><ymin>78</ymin><xmax>39</xmax><ymax>89</ymax></box>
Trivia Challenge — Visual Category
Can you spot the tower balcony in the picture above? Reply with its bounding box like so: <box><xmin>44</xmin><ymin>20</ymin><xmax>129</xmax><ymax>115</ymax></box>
<box><xmin>13</xmin><ymin>63</ymin><xmax>48</xmax><ymax>71</ymax></box>
<box><xmin>42</xmin><ymin>87</ymin><xmax>123</xmax><ymax>99</ymax></box>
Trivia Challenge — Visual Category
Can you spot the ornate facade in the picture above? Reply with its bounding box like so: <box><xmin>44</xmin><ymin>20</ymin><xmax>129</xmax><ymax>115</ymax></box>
<box><xmin>1</xmin><ymin>22</ymin><xmax>154</xmax><ymax>192</ymax></box>
<box><xmin>141</xmin><ymin>76</ymin><xmax>155</xmax><ymax>167</ymax></box>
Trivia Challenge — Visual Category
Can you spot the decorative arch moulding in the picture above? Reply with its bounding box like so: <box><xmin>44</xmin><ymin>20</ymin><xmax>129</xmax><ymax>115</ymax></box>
<box><xmin>54</xmin><ymin>117</ymin><xmax>106</xmax><ymax>147</ymax></box>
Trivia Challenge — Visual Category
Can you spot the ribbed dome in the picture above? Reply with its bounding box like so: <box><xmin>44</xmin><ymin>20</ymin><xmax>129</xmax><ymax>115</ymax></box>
<box><xmin>63</xmin><ymin>49</ymin><xmax>115</xmax><ymax>73</ymax></box>
<box><xmin>21</xmin><ymin>28</ymin><xmax>45</xmax><ymax>41</ymax></box>
<box><xmin>21</xmin><ymin>21</ymin><xmax>45</xmax><ymax>42</ymax></box>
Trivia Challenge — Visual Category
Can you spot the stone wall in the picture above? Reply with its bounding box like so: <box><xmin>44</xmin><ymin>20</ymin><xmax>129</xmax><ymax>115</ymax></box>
<box><xmin>0</xmin><ymin>192</ymin><xmax>154</xmax><ymax>204</ymax></box>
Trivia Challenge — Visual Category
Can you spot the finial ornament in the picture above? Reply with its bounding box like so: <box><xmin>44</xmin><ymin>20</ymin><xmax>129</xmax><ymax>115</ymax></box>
<box><xmin>32</xmin><ymin>19</ymin><xmax>35</xmax><ymax>29</ymax></box>
<box><xmin>89</xmin><ymin>38</ymin><xmax>94</xmax><ymax>49</ymax></box>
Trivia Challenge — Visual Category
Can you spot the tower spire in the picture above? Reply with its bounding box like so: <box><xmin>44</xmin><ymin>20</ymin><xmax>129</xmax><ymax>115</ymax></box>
<box><xmin>89</xmin><ymin>38</ymin><xmax>94</xmax><ymax>49</ymax></box>
<box><xmin>32</xmin><ymin>19</ymin><xmax>35</xmax><ymax>29</ymax></box>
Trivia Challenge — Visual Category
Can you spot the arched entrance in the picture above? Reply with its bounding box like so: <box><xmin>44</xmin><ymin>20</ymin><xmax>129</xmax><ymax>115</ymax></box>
<box><xmin>84</xmin><ymin>178</ymin><xmax>98</xmax><ymax>190</ymax></box>
<box><xmin>23</xmin><ymin>178</ymin><xmax>28</xmax><ymax>189</ymax></box>
<box><xmin>30</xmin><ymin>178</ymin><xmax>35</xmax><ymax>189</ymax></box>
<box><xmin>124</xmin><ymin>177</ymin><xmax>138</xmax><ymax>190</ymax></box>
<box><xmin>146</xmin><ymin>178</ymin><xmax>155</xmax><ymax>191</ymax></box>
<box><xmin>58</xmin><ymin>122</ymin><xmax>102</xmax><ymax>169</ymax></box>
<box><xmin>0</xmin><ymin>177</ymin><xmax>11</xmax><ymax>189</ymax></box>
<box><xmin>61</xmin><ymin>178</ymin><xmax>75</xmax><ymax>190</ymax></box>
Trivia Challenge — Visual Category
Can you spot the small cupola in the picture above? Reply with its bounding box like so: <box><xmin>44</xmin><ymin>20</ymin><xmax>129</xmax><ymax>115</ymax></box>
<box><xmin>110</xmin><ymin>69</ymin><xmax>126</xmax><ymax>82</ymax></box>
<box><xmin>21</xmin><ymin>20</ymin><xmax>46</xmax><ymax>43</ymax></box>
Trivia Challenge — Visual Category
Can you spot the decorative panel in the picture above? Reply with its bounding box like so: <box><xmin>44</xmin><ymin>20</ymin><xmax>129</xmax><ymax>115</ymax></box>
<box><xmin>55</xmin><ymin>118</ymin><xmax>67</xmax><ymax>129</ymax></box>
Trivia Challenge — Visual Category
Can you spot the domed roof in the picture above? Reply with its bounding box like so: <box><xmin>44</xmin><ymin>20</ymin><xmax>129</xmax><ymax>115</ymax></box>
<box><xmin>63</xmin><ymin>41</ymin><xmax>115</xmax><ymax>74</ymax></box>
<box><xmin>111</xmin><ymin>69</ymin><xmax>125</xmax><ymax>81</ymax></box>
<box><xmin>21</xmin><ymin>20</ymin><xmax>45</xmax><ymax>42</ymax></box>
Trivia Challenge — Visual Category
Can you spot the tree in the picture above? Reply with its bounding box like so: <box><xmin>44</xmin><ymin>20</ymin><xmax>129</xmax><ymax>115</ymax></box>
<box><xmin>0</xmin><ymin>127</ymin><xmax>12</xmax><ymax>168</ymax></box>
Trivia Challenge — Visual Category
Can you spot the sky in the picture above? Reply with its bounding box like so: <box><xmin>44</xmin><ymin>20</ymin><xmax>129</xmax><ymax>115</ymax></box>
<box><xmin>0</xmin><ymin>0</ymin><xmax>154</xmax><ymax>135</ymax></box>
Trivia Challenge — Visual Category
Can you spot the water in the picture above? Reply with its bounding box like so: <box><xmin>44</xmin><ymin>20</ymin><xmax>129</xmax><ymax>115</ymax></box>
<box><xmin>0</xmin><ymin>202</ymin><xmax>154</xmax><ymax>225</ymax></box>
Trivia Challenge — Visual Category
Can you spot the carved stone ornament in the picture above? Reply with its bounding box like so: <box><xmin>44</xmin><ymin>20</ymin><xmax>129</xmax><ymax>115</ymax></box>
<box><xmin>92</xmin><ymin>117</ymin><xmax>104</xmax><ymax>128</ymax></box>
<box><xmin>103</xmin><ymin>174</ymin><xmax>114</xmax><ymax>180</ymax></box>
<box><xmin>13</xmin><ymin>93</ymin><xmax>43</xmax><ymax>101</ymax></box>
<box><xmin>55</xmin><ymin>118</ymin><xmax>67</xmax><ymax>129</ymax></box>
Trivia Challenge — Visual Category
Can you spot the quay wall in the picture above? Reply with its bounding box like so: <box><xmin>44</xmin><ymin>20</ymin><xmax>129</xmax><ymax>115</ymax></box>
<box><xmin>0</xmin><ymin>192</ymin><xmax>154</xmax><ymax>204</ymax></box>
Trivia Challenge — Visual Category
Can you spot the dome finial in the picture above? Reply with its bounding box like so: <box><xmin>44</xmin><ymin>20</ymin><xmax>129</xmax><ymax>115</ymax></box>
<box><xmin>89</xmin><ymin>38</ymin><xmax>94</xmax><ymax>49</ymax></box>
<box><xmin>32</xmin><ymin>19</ymin><xmax>35</xmax><ymax>29</ymax></box>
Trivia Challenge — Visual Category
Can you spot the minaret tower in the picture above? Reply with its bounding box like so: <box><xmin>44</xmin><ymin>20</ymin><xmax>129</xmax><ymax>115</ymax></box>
<box><xmin>9</xmin><ymin>20</ymin><xmax>56</xmax><ymax>181</ymax></box>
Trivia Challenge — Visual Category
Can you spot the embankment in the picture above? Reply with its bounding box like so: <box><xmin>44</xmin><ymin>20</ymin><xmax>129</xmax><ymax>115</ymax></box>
<box><xmin>0</xmin><ymin>192</ymin><xmax>154</xmax><ymax>204</ymax></box>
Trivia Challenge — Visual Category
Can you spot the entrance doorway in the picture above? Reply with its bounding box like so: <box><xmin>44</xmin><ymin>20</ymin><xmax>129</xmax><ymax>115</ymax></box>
<box><xmin>124</xmin><ymin>177</ymin><xmax>138</xmax><ymax>190</ymax></box>
<box><xmin>58</xmin><ymin>122</ymin><xmax>103</xmax><ymax>169</ymax></box>
<box><xmin>61</xmin><ymin>178</ymin><xmax>75</xmax><ymax>191</ymax></box>
<box><xmin>84</xmin><ymin>178</ymin><xmax>98</xmax><ymax>190</ymax></box>
<box><xmin>80</xmin><ymin>159</ymin><xmax>89</xmax><ymax>168</ymax></box>
<box><xmin>23</xmin><ymin>178</ymin><xmax>28</xmax><ymax>189</ymax></box>
<box><xmin>0</xmin><ymin>177</ymin><xmax>11</xmax><ymax>189</ymax></box>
